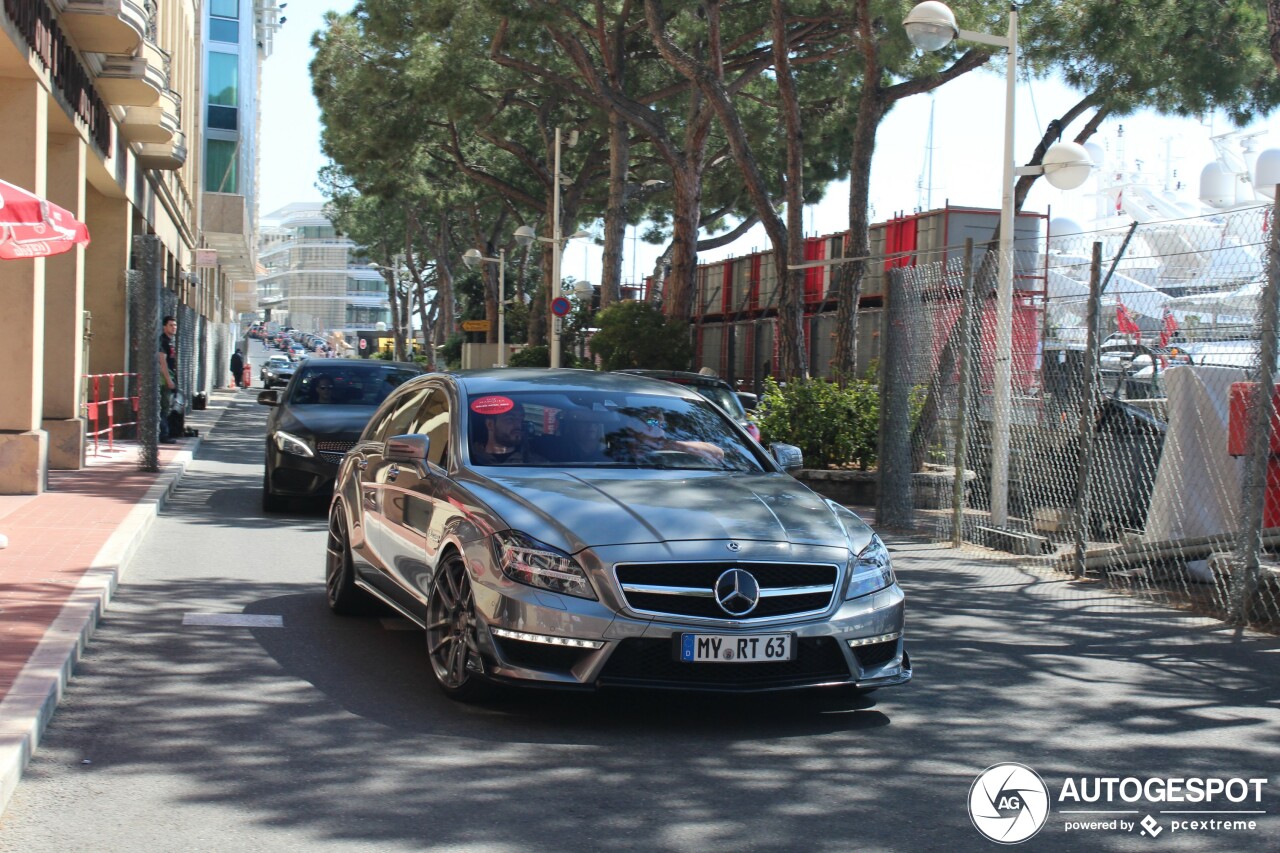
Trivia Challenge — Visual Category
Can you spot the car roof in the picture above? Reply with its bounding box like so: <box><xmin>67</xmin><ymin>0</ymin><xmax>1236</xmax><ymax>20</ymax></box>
<box><xmin>614</xmin><ymin>368</ymin><xmax>733</xmax><ymax>389</ymax></box>
<box><xmin>443</xmin><ymin>368</ymin><xmax>704</xmax><ymax>401</ymax></box>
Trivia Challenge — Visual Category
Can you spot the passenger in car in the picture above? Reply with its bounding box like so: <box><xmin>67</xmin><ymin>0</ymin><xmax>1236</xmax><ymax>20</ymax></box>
<box><xmin>621</xmin><ymin>408</ymin><xmax>725</xmax><ymax>463</ymax></box>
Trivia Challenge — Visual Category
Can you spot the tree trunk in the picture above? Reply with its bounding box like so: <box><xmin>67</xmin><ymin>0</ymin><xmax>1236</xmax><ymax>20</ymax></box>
<box><xmin>836</xmin><ymin>24</ymin><xmax>884</xmax><ymax>382</ymax></box>
<box><xmin>664</xmin><ymin>164</ymin><xmax>702</xmax><ymax>321</ymax></box>
<box><xmin>772</xmin><ymin>0</ymin><xmax>808</xmax><ymax>381</ymax></box>
<box><xmin>601</xmin><ymin>115</ymin><xmax>629</xmax><ymax>309</ymax></box>
<box><xmin>1270</xmin><ymin>0</ymin><xmax>1280</xmax><ymax>72</ymax></box>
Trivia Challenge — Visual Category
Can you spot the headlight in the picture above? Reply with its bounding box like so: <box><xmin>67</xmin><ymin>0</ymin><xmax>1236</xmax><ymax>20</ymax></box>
<box><xmin>495</xmin><ymin>531</ymin><xmax>596</xmax><ymax>600</ymax></box>
<box><xmin>846</xmin><ymin>535</ymin><xmax>894</xmax><ymax>600</ymax></box>
<box><xmin>273</xmin><ymin>430</ymin><xmax>314</xmax><ymax>458</ymax></box>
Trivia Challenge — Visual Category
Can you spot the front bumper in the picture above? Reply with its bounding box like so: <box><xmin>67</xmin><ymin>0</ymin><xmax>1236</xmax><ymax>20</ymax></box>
<box><xmin>460</xmin><ymin>538</ymin><xmax>911</xmax><ymax>694</ymax></box>
<box><xmin>265</xmin><ymin>442</ymin><xmax>337</xmax><ymax>499</ymax></box>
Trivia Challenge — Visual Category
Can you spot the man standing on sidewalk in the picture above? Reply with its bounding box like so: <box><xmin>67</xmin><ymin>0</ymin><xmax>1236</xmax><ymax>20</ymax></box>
<box><xmin>158</xmin><ymin>316</ymin><xmax>177</xmax><ymax>444</ymax></box>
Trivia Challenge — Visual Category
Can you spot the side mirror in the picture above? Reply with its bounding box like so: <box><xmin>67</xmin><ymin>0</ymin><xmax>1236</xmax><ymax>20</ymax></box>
<box><xmin>736</xmin><ymin>391</ymin><xmax>758</xmax><ymax>411</ymax></box>
<box><xmin>770</xmin><ymin>442</ymin><xmax>803</xmax><ymax>473</ymax></box>
<box><xmin>386</xmin><ymin>433</ymin><xmax>430</xmax><ymax>463</ymax></box>
<box><xmin>257</xmin><ymin>389</ymin><xmax>278</xmax><ymax>406</ymax></box>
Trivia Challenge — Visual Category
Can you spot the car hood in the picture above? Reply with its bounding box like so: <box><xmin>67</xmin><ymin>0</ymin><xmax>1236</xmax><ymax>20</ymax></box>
<box><xmin>458</xmin><ymin>469</ymin><xmax>873</xmax><ymax>554</ymax></box>
<box><xmin>274</xmin><ymin>405</ymin><xmax>377</xmax><ymax>440</ymax></box>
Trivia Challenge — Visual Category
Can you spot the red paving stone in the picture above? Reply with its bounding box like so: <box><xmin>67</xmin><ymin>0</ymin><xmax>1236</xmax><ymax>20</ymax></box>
<box><xmin>0</xmin><ymin>443</ymin><xmax>188</xmax><ymax>701</ymax></box>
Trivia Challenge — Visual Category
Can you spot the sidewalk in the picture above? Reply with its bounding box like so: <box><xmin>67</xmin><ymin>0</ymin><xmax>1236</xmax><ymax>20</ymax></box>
<box><xmin>0</xmin><ymin>388</ymin><xmax>240</xmax><ymax>814</ymax></box>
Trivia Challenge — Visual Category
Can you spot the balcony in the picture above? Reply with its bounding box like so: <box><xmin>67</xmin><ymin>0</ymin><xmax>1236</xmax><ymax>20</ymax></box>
<box><xmin>93</xmin><ymin>39</ymin><xmax>166</xmax><ymax>107</ymax></box>
<box><xmin>58</xmin><ymin>0</ymin><xmax>148</xmax><ymax>56</ymax></box>
<box><xmin>119</xmin><ymin>89</ymin><xmax>179</xmax><ymax>143</ymax></box>
<box><xmin>135</xmin><ymin>129</ymin><xmax>186</xmax><ymax>170</ymax></box>
<box><xmin>202</xmin><ymin>192</ymin><xmax>258</xmax><ymax>287</ymax></box>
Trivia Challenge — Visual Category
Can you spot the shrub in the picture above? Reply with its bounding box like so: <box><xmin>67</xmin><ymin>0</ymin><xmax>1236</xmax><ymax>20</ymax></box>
<box><xmin>588</xmin><ymin>301</ymin><xmax>692</xmax><ymax>371</ymax></box>
<box><xmin>757</xmin><ymin>377</ymin><xmax>882</xmax><ymax>470</ymax></box>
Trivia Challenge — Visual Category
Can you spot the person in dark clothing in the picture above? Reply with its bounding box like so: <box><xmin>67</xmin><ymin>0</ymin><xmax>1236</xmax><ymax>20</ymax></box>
<box><xmin>230</xmin><ymin>348</ymin><xmax>245</xmax><ymax>388</ymax></box>
<box><xmin>158</xmin><ymin>316</ymin><xmax>177</xmax><ymax>444</ymax></box>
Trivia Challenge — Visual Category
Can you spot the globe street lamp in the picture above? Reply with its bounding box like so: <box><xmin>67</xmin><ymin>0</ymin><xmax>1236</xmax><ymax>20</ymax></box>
<box><xmin>462</xmin><ymin>247</ymin><xmax>507</xmax><ymax>367</ymax></box>
<box><xmin>904</xmin><ymin>0</ymin><xmax>1092</xmax><ymax>528</ymax></box>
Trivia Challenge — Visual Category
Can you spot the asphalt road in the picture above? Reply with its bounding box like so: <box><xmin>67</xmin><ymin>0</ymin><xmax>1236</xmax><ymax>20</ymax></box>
<box><xmin>0</xmin><ymin>349</ymin><xmax>1277</xmax><ymax>852</ymax></box>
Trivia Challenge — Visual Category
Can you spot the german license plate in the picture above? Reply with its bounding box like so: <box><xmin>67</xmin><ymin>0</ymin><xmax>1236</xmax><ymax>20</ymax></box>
<box><xmin>679</xmin><ymin>633</ymin><xmax>794</xmax><ymax>663</ymax></box>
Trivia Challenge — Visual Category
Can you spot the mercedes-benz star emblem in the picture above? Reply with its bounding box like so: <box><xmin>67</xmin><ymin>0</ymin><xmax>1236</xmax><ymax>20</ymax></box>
<box><xmin>727</xmin><ymin>542</ymin><xmax>741</xmax><ymax>552</ymax></box>
<box><xmin>714</xmin><ymin>568</ymin><xmax>761</xmax><ymax>616</ymax></box>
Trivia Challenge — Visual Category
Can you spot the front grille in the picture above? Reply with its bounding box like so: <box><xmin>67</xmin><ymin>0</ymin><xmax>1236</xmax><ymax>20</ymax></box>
<box><xmin>315</xmin><ymin>440</ymin><xmax>355</xmax><ymax>466</ymax></box>
<box><xmin>854</xmin><ymin>640</ymin><xmax>899</xmax><ymax>671</ymax></box>
<box><xmin>598</xmin><ymin>637</ymin><xmax>850</xmax><ymax>691</ymax></box>
<box><xmin>615</xmin><ymin>561</ymin><xmax>838</xmax><ymax>621</ymax></box>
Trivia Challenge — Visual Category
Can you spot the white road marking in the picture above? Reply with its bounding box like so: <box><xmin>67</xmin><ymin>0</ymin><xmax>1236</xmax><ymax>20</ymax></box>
<box><xmin>182</xmin><ymin>613</ymin><xmax>284</xmax><ymax>628</ymax></box>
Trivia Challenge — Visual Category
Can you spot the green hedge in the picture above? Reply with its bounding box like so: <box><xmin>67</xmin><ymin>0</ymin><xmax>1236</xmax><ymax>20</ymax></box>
<box><xmin>756</xmin><ymin>377</ymin><xmax>882</xmax><ymax>470</ymax></box>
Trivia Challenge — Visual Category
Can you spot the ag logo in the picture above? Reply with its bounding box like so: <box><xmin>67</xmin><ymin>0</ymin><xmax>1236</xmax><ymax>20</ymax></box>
<box><xmin>968</xmin><ymin>763</ymin><xmax>1050</xmax><ymax>844</ymax></box>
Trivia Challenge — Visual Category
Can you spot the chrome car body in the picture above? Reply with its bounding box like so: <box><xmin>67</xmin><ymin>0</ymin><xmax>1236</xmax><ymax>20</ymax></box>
<box><xmin>327</xmin><ymin>368</ymin><xmax>910</xmax><ymax>699</ymax></box>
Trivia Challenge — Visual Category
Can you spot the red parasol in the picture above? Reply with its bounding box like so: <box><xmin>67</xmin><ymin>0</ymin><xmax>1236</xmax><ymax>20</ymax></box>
<box><xmin>0</xmin><ymin>178</ymin><xmax>91</xmax><ymax>260</ymax></box>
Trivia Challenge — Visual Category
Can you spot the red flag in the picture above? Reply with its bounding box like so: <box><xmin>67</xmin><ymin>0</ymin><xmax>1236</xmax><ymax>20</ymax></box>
<box><xmin>1116</xmin><ymin>303</ymin><xmax>1141</xmax><ymax>344</ymax></box>
<box><xmin>1159</xmin><ymin>309</ymin><xmax>1178</xmax><ymax>347</ymax></box>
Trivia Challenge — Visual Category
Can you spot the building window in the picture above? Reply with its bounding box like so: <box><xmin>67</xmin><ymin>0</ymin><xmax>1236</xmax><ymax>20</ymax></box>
<box><xmin>207</xmin><ymin>52</ymin><xmax>238</xmax><ymax>129</ymax></box>
<box><xmin>206</xmin><ymin>139</ymin><xmax>238</xmax><ymax>193</ymax></box>
<box><xmin>210</xmin><ymin>18</ymin><xmax>238</xmax><ymax>42</ymax></box>
<box><xmin>211</xmin><ymin>0</ymin><xmax>238</xmax><ymax>18</ymax></box>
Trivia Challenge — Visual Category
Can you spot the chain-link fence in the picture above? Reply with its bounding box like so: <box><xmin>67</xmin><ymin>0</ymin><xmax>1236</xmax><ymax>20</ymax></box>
<box><xmin>878</xmin><ymin>203</ymin><xmax>1280</xmax><ymax>632</ymax></box>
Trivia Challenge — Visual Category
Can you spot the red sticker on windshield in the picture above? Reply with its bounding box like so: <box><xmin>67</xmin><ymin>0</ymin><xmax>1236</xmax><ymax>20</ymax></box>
<box><xmin>470</xmin><ymin>395</ymin><xmax>515</xmax><ymax>415</ymax></box>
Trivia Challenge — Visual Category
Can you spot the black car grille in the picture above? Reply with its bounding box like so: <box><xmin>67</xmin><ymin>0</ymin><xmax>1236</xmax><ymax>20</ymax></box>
<box><xmin>614</xmin><ymin>561</ymin><xmax>838</xmax><ymax>621</ymax></box>
<box><xmin>854</xmin><ymin>640</ymin><xmax>899</xmax><ymax>671</ymax></box>
<box><xmin>598</xmin><ymin>637</ymin><xmax>850</xmax><ymax>691</ymax></box>
<box><xmin>315</xmin><ymin>440</ymin><xmax>355</xmax><ymax>465</ymax></box>
<box><xmin>494</xmin><ymin>638</ymin><xmax>593</xmax><ymax>674</ymax></box>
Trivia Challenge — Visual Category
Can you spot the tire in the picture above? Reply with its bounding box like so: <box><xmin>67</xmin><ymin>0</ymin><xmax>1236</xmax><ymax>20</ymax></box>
<box><xmin>262</xmin><ymin>468</ymin><xmax>287</xmax><ymax>512</ymax></box>
<box><xmin>426</xmin><ymin>553</ymin><xmax>494</xmax><ymax>702</ymax></box>
<box><xmin>325</xmin><ymin>505</ymin><xmax>376</xmax><ymax>615</ymax></box>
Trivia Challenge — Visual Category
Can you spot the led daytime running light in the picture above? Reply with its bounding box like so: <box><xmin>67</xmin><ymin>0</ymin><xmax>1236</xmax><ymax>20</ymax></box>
<box><xmin>847</xmin><ymin>632</ymin><xmax>902</xmax><ymax>648</ymax></box>
<box><xmin>490</xmin><ymin>627</ymin><xmax>604</xmax><ymax>649</ymax></box>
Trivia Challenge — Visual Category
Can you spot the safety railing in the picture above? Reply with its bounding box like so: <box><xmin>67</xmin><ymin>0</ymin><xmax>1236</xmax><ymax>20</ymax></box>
<box><xmin>82</xmin><ymin>373</ymin><xmax>139</xmax><ymax>455</ymax></box>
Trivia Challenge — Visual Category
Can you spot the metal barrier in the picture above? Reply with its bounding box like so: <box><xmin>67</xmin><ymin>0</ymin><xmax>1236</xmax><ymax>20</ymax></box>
<box><xmin>82</xmin><ymin>372</ymin><xmax>139</xmax><ymax>455</ymax></box>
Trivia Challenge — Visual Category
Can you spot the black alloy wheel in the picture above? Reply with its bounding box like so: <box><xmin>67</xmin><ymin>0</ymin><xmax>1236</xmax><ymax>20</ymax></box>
<box><xmin>325</xmin><ymin>504</ymin><xmax>374</xmax><ymax>615</ymax></box>
<box><xmin>426</xmin><ymin>554</ymin><xmax>493</xmax><ymax>701</ymax></box>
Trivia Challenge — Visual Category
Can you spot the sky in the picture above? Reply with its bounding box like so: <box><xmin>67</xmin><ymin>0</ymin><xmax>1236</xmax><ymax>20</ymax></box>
<box><xmin>258</xmin><ymin>2</ymin><xmax>1278</xmax><ymax>285</ymax></box>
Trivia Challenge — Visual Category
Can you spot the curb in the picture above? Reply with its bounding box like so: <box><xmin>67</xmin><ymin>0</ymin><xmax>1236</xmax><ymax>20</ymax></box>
<box><xmin>0</xmin><ymin>439</ymin><xmax>202</xmax><ymax>815</ymax></box>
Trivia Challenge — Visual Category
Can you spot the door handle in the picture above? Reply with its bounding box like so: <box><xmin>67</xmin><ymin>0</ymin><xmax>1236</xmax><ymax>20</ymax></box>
<box><xmin>387</xmin><ymin>463</ymin><xmax>400</xmax><ymax>480</ymax></box>
<box><xmin>356</xmin><ymin>459</ymin><xmax>368</xmax><ymax>471</ymax></box>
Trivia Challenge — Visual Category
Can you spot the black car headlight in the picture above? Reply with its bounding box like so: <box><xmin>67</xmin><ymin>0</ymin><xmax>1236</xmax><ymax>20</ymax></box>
<box><xmin>496</xmin><ymin>531</ymin><xmax>596</xmax><ymax>600</ymax></box>
<box><xmin>273</xmin><ymin>430</ymin><xmax>314</xmax><ymax>458</ymax></box>
<box><xmin>846</xmin><ymin>535</ymin><xmax>894</xmax><ymax>600</ymax></box>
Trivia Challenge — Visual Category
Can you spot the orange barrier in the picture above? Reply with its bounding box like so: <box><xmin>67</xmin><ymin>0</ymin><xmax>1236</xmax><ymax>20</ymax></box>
<box><xmin>82</xmin><ymin>373</ymin><xmax>139</xmax><ymax>455</ymax></box>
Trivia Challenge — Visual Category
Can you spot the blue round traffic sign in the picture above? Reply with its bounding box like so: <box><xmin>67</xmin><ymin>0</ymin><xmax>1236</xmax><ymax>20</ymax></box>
<box><xmin>551</xmin><ymin>296</ymin><xmax>572</xmax><ymax>317</ymax></box>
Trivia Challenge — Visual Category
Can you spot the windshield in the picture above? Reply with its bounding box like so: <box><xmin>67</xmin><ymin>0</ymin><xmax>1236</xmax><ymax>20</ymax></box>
<box><xmin>289</xmin><ymin>364</ymin><xmax>420</xmax><ymax>406</ymax></box>
<box><xmin>689</xmin><ymin>383</ymin><xmax>746</xmax><ymax>419</ymax></box>
<box><xmin>465</xmin><ymin>390</ymin><xmax>765</xmax><ymax>472</ymax></box>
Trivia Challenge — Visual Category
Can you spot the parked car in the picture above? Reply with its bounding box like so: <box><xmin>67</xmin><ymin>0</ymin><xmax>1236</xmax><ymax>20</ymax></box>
<box><xmin>325</xmin><ymin>368</ymin><xmax>910</xmax><ymax>700</ymax></box>
<box><xmin>614</xmin><ymin>369</ymin><xmax>762</xmax><ymax>441</ymax></box>
<box><xmin>260</xmin><ymin>355</ymin><xmax>295</xmax><ymax>388</ymax></box>
<box><xmin>259</xmin><ymin>359</ymin><xmax>425</xmax><ymax>511</ymax></box>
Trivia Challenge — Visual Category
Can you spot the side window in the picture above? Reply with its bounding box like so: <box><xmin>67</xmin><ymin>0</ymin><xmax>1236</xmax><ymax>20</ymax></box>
<box><xmin>409</xmin><ymin>389</ymin><xmax>452</xmax><ymax>468</ymax></box>
<box><xmin>371</xmin><ymin>388</ymin><xmax>429</xmax><ymax>443</ymax></box>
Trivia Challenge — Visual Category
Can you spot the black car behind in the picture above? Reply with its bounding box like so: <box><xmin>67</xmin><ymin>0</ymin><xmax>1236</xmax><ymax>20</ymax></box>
<box><xmin>259</xmin><ymin>358</ymin><xmax>425</xmax><ymax>510</ymax></box>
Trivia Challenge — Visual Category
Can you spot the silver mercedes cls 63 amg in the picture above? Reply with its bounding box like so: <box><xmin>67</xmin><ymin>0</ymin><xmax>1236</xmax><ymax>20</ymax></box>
<box><xmin>326</xmin><ymin>368</ymin><xmax>910</xmax><ymax>701</ymax></box>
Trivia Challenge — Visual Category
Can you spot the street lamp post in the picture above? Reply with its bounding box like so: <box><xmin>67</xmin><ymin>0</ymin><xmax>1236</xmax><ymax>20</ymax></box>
<box><xmin>462</xmin><ymin>247</ymin><xmax>507</xmax><ymax>367</ymax></box>
<box><xmin>515</xmin><ymin>217</ymin><xmax>589</xmax><ymax>369</ymax></box>
<box><xmin>904</xmin><ymin>0</ymin><xmax>1092</xmax><ymax>528</ymax></box>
